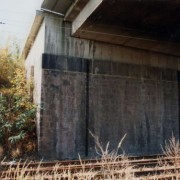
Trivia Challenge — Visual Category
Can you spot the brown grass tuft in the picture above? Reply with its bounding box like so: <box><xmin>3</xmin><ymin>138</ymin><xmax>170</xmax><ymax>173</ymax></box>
<box><xmin>0</xmin><ymin>146</ymin><xmax>4</xmax><ymax>159</ymax></box>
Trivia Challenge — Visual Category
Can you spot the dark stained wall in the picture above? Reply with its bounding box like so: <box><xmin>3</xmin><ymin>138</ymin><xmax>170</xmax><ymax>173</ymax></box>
<box><xmin>40</xmin><ymin>70</ymin><xmax>86</xmax><ymax>159</ymax></box>
<box><xmin>40</xmin><ymin>54</ymin><xmax>179</xmax><ymax>159</ymax></box>
<box><xmin>37</xmin><ymin>15</ymin><xmax>180</xmax><ymax>159</ymax></box>
<box><xmin>88</xmin><ymin>66</ymin><xmax>179</xmax><ymax>156</ymax></box>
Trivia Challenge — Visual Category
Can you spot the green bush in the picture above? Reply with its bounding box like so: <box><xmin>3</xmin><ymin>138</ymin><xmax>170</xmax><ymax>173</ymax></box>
<box><xmin>0</xmin><ymin>47</ymin><xmax>36</xmax><ymax>158</ymax></box>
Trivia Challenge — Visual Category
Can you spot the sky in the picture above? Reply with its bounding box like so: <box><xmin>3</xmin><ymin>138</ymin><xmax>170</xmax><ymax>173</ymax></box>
<box><xmin>0</xmin><ymin>0</ymin><xmax>43</xmax><ymax>50</ymax></box>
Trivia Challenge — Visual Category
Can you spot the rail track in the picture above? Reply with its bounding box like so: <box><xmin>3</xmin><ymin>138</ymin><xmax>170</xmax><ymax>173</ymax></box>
<box><xmin>1</xmin><ymin>154</ymin><xmax>180</xmax><ymax>179</ymax></box>
<box><xmin>0</xmin><ymin>154</ymin><xmax>164</xmax><ymax>168</ymax></box>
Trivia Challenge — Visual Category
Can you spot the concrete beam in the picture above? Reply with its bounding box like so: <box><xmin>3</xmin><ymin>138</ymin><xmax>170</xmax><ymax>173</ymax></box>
<box><xmin>21</xmin><ymin>11</ymin><xmax>44</xmax><ymax>59</ymax></box>
<box><xmin>65</xmin><ymin>0</ymin><xmax>89</xmax><ymax>22</ymax></box>
<box><xmin>41</xmin><ymin>0</ymin><xmax>73</xmax><ymax>15</ymax></box>
<box><xmin>72</xmin><ymin>0</ymin><xmax>103</xmax><ymax>34</ymax></box>
<box><xmin>73</xmin><ymin>23</ymin><xmax>180</xmax><ymax>57</ymax></box>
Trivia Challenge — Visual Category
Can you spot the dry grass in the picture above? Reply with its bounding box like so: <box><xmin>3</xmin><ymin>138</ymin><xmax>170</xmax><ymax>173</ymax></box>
<box><xmin>156</xmin><ymin>134</ymin><xmax>180</xmax><ymax>179</ymax></box>
<box><xmin>161</xmin><ymin>134</ymin><xmax>180</xmax><ymax>166</ymax></box>
<box><xmin>0</xmin><ymin>145</ymin><xmax>4</xmax><ymax>158</ymax></box>
<box><xmin>90</xmin><ymin>132</ymin><xmax>134</xmax><ymax>179</ymax></box>
<box><xmin>1</xmin><ymin>134</ymin><xmax>180</xmax><ymax>179</ymax></box>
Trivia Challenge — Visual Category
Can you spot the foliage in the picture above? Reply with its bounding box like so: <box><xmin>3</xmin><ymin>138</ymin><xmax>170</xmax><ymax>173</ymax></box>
<box><xmin>0</xmin><ymin>47</ymin><xmax>36</xmax><ymax>158</ymax></box>
<box><xmin>0</xmin><ymin>49</ymin><xmax>17</xmax><ymax>88</ymax></box>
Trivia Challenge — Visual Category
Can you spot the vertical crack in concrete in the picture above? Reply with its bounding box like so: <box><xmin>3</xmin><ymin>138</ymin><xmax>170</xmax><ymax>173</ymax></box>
<box><xmin>177</xmin><ymin>71</ymin><xmax>180</xmax><ymax>140</ymax></box>
<box><xmin>145</xmin><ymin>112</ymin><xmax>151</xmax><ymax>149</ymax></box>
<box><xmin>85</xmin><ymin>60</ymin><xmax>90</xmax><ymax>156</ymax></box>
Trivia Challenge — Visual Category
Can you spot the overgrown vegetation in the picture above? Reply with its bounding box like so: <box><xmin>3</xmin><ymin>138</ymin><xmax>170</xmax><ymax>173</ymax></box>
<box><xmin>1</xmin><ymin>135</ymin><xmax>180</xmax><ymax>179</ymax></box>
<box><xmin>0</xmin><ymin>47</ymin><xmax>36</xmax><ymax>159</ymax></box>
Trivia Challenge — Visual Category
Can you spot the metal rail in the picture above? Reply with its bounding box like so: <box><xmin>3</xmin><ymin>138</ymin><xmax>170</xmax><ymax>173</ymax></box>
<box><xmin>1</xmin><ymin>154</ymin><xmax>180</xmax><ymax>179</ymax></box>
<box><xmin>0</xmin><ymin>154</ymin><xmax>164</xmax><ymax>169</ymax></box>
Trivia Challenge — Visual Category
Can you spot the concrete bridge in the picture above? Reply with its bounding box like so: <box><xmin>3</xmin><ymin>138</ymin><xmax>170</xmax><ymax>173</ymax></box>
<box><xmin>22</xmin><ymin>0</ymin><xmax>180</xmax><ymax>159</ymax></box>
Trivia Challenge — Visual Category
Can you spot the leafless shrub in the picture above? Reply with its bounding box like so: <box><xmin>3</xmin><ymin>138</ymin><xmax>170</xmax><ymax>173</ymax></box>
<box><xmin>90</xmin><ymin>131</ymin><xmax>134</xmax><ymax>179</ymax></box>
<box><xmin>158</xmin><ymin>134</ymin><xmax>180</xmax><ymax>178</ymax></box>
<box><xmin>161</xmin><ymin>134</ymin><xmax>180</xmax><ymax>166</ymax></box>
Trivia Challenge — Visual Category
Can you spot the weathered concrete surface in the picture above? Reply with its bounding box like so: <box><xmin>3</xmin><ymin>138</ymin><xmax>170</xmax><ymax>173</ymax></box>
<box><xmin>88</xmin><ymin>72</ymin><xmax>179</xmax><ymax>156</ymax></box>
<box><xmin>40</xmin><ymin>53</ymin><xmax>179</xmax><ymax>158</ymax></box>
<box><xmin>25</xmin><ymin>21</ymin><xmax>45</xmax><ymax>152</ymax></box>
<box><xmin>40</xmin><ymin>70</ymin><xmax>86</xmax><ymax>159</ymax></box>
<box><xmin>30</xmin><ymin>14</ymin><xmax>180</xmax><ymax>159</ymax></box>
<box><xmin>43</xmin><ymin>17</ymin><xmax>180</xmax><ymax>70</ymax></box>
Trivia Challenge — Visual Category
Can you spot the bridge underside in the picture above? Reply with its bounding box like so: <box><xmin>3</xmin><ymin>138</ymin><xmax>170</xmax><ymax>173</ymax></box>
<box><xmin>42</xmin><ymin>0</ymin><xmax>180</xmax><ymax>55</ymax></box>
<box><xmin>28</xmin><ymin>0</ymin><xmax>180</xmax><ymax>159</ymax></box>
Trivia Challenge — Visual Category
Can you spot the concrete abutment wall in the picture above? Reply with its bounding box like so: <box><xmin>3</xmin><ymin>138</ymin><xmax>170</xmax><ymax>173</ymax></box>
<box><xmin>37</xmin><ymin>15</ymin><xmax>180</xmax><ymax>159</ymax></box>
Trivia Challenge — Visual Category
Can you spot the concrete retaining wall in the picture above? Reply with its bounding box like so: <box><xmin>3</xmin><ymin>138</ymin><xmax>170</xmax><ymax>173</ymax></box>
<box><xmin>36</xmin><ymin>15</ymin><xmax>179</xmax><ymax>159</ymax></box>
